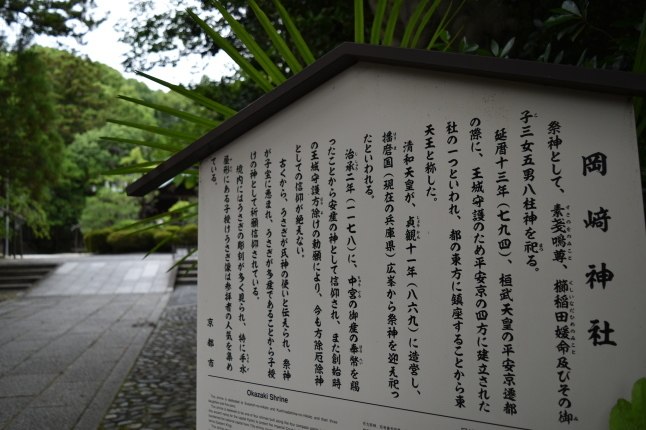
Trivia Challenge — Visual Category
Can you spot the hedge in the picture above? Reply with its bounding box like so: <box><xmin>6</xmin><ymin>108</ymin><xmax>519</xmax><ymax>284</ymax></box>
<box><xmin>83</xmin><ymin>228</ymin><xmax>113</xmax><ymax>254</ymax></box>
<box><xmin>83</xmin><ymin>224</ymin><xmax>198</xmax><ymax>254</ymax></box>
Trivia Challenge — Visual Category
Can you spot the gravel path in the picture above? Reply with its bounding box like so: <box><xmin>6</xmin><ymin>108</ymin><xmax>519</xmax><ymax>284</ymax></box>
<box><xmin>100</xmin><ymin>296</ymin><xmax>197</xmax><ymax>430</ymax></box>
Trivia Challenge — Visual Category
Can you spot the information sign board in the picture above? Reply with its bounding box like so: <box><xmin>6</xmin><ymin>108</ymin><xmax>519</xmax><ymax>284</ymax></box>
<box><xmin>197</xmin><ymin>62</ymin><xmax>646</xmax><ymax>430</ymax></box>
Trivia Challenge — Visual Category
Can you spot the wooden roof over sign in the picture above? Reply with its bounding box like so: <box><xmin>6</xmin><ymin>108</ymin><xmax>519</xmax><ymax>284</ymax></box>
<box><xmin>126</xmin><ymin>42</ymin><xmax>646</xmax><ymax>197</ymax></box>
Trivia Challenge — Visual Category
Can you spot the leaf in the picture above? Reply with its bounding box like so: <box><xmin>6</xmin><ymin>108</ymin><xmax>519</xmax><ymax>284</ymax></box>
<box><xmin>425</xmin><ymin>0</ymin><xmax>466</xmax><ymax>50</ymax></box>
<box><xmin>539</xmin><ymin>43</ymin><xmax>552</xmax><ymax>62</ymax></box>
<box><xmin>167</xmin><ymin>248</ymin><xmax>198</xmax><ymax>273</ymax></box>
<box><xmin>491</xmin><ymin>39</ymin><xmax>500</xmax><ymax>56</ymax></box>
<box><xmin>475</xmin><ymin>47</ymin><xmax>493</xmax><ymax>56</ymax></box>
<box><xmin>500</xmin><ymin>37</ymin><xmax>515</xmax><ymax>57</ymax></box>
<box><xmin>589</xmin><ymin>55</ymin><xmax>598</xmax><ymax>68</ymax></box>
<box><xmin>610</xmin><ymin>398</ymin><xmax>635</xmax><ymax>430</ymax></box>
<box><xmin>439</xmin><ymin>29</ymin><xmax>450</xmax><ymax>44</ymax></box>
<box><xmin>464</xmin><ymin>43</ymin><xmax>479</xmax><ymax>53</ymax></box>
<box><xmin>544</xmin><ymin>15</ymin><xmax>578</xmax><ymax>26</ymax></box>
<box><xmin>106</xmin><ymin>119</ymin><xmax>199</xmax><ymax>141</ymax></box>
<box><xmin>186</xmin><ymin>8</ymin><xmax>275</xmax><ymax>93</ymax></box>
<box><xmin>458</xmin><ymin>36</ymin><xmax>467</xmax><ymax>52</ymax></box>
<box><xmin>632</xmin><ymin>378</ymin><xmax>646</xmax><ymax>428</ymax></box>
<box><xmin>116</xmin><ymin>95</ymin><xmax>219</xmax><ymax>129</ymax></box>
<box><xmin>354</xmin><ymin>0</ymin><xmax>365</xmax><ymax>43</ymax></box>
<box><xmin>117</xmin><ymin>203</ymin><xmax>199</xmax><ymax>231</ymax></box>
<box><xmin>576</xmin><ymin>48</ymin><xmax>588</xmax><ymax>66</ymax></box>
<box><xmin>371</xmin><ymin>0</ymin><xmax>388</xmax><ymax>45</ymax></box>
<box><xmin>383</xmin><ymin>0</ymin><xmax>404</xmax><ymax>46</ymax></box>
<box><xmin>272</xmin><ymin>0</ymin><xmax>315</xmax><ymax>65</ymax></box>
<box><xmin>411</xmin><ymin>0</ymin><xmax>442</xmax><ymax>49</ymax></box>
<box><xmin>557</xmin><ymin>23</ymin><xmax>579</xmax><ymax>41</ymax></box>
<box><xmin>207</xmin><ymin>0</ymin><xmax>286</xmax><ymax>85</ymax></box>
<box><xmin>247</xmin><ymin>0</ymin><xmax>303</xmax><ymax>74</ymax></box>
<box><xmin>100</xmin><ymin>136</ymin><xmax>183</xmax><ymax>154</ymax></box>
<box><xmin>561</xmin><ymin>0</ymin><xmax>582</xmax><ymax>16</ymax></box>
<box><xmin>124</xmin><ymin>212</ymin><xmax>197</xmax><ymax>237</ymax></box>
<box><xmin>145</xmin><ymin>225</ymin><xmax>185</xmax><ymax>258</ymax></box>
<box><xmin>570</xmin><ymin>24</ymin><xmax>585</xmax><ymax>41</ymax></box>
<box><xmin>632</xmin><ymin>10</ymin><xmax>646</xmax><ymax>74</ymax></box>
<box><xmin>135</xmin><ymin>72</ymin><xmax>237</xmax><ymax>118</ymax></box>
<box><xmin>442</xmin><ymin>27</ymin><xmax>463</xmax><ymax>51</ymax></box>
<box><xmin>181</xmin><ymin>259</ymin><xmax>198</xmax><ymax>277</ymax></box>
<box><xmin>400</xmin><ymin>0</ymin><xmax>429</xmax><ymax>48</ymax></box>
<box><xmin>458</xmin><ymin>36</ymin><xmax>479</xmax><ymax>53</ymax></box>
<box><xmin>103</xmin><ymin>161</ymin><xmax>162</xmax><ymax>176</ymax></box>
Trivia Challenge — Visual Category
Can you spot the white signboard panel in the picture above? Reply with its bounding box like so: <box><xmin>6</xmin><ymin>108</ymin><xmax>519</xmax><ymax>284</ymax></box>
<box><xmin>198</xmin><ymin>63</ymin><xmax>646</xmax><ymax>430</ymax></box>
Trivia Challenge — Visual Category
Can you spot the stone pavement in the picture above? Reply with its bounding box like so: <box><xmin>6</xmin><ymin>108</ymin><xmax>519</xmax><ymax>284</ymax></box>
<box><xmin>0</xmin><ymin>254</ymin><xmax>176</xmax><ymax>430</ymax></box>
<box><xmin>100</xmin><ymin>286</ymin><xmax>197</xmax><ymax>430</ymax></box>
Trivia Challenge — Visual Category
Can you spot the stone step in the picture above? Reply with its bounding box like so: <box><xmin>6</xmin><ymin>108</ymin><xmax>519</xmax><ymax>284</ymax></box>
<box><xmin>0</xmin><ymin>268</ymin><xmax>52</xmax><ymax>275</ymax></box>
<box><xmin>177</xmin><ymin>269</ymin><xmax>197</xmax><ymax>277</ymax></box>
<box><xmin>0</xmin><ymin>283</ymin><xmax>32</xmax><ymax>290</ymax></box>
<box><xmin>178</xmin><ymin>262</ymin><xmax>196</xmax><ymax>268</ymax></box>
<box><xmin>174</xmin><ymin>259</ymin><xmax>197</xmax><ymax>287</ymax></box>
<box><xmin>0</xmin><ymin>263</ymin><xmax>57</xmax><ymax>269</ymax></box>
<box><xmin>0</xmin><ymin>275</ymin><xmax>44</xmax><ymax>284</ymax></box>
<box><xmin>0</xmin><ymin>263</ymin><xmax>57</xmax><ymax>290</ymax></box>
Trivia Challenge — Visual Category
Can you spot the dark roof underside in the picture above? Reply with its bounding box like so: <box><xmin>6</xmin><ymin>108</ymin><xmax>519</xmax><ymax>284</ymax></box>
<box><xmin>127</xmin><ymin>42</ymin><xmax>646</xmax><ymax>197</ymax></box>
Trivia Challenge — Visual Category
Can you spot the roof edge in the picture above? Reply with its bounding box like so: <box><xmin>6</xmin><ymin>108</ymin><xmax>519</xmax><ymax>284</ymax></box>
<box><xmin>127</xmin><ymin>42</ymin><xmax>646</xmax><ymax>197</ymax></box>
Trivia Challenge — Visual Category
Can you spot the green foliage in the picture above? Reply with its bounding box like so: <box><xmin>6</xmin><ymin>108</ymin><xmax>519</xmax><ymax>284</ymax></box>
<box><xmin>177</xmin><ymin>224</ymin><xmax>198</xmax><ymax>245</ymax></box>
<box><xmin>83</xmin><ymin>224</ymin><xmax>198</xmax><ymax>254</ymax></box>
<box><xmin>26</xmin><ymin>46</ymin><xmax>175</xmax><ymax>233</ymax></box>
<box><xmin>107</xmin><ymin>229</ymin><xmax>155</xmax><ymax>253</ymax></box>
<box><xmin>36</xmin><ymin>49</ymin><xmax>198</xmax><ymax>234</ymax></box>
<box><xmin>165</xmin><ymin>200</ymin><xmax>198</xmax><ymax>225</ymax></box>
<box><xmin>610</xmin><ymin>378</ymin><xmax>646</xmax><ymax>430</ymax></box>
<box><xmin>149</xmin><ymin>224</ymin><xmax>198</xmax><ymax>252</ymax></box>
<box><xmin>0</xmin><ymin>35</ymin><xmax>214</xmax><ymax>250</ymax></box>
<box><xmin>83</xmin><ymin>228</ymin><xmax>113</xmax><ymax>254</ymax></box>
<box><xmin>79</xmin><ymin>188</ymin><xmax>141</xmax><ymax>233</ymax></box>
<box><xmin>112</xmin><ymin>0</ymin><xmax>466</xmax><ymax>174</ymax></box>
<box><xmin>0</xmin><ymin>49</ymin><xmax>65</xmax><ymax>238</ymax></box>
<box><xmin>632</xmin><ymin>10</ymin><xmax>646</xmax><ymax>185</ymax></box>
<box><xmin>248</xmin><ymin>0</ymin><xmax>303</xmax><ymax>74</ymax></box>
<box><xmin>0</xmin><ymin>0</ymin><xmax>102</xmax><ymax>47</ymax></box>
<box><xmin>110</xmin><ymin>0</ymin><xmax>646</xmax><ymax>273</ymax></box>
<box><xmin>151</xmin><ymin>229</ymin><xmax>175</xmax><ymax>252</ymax></box>
<box><xmin>35</xmin><ymin>47</ymin><xmax>116</xmax><ymax>145</ymax></box>
<box><xmin>117</xmin><ymin>0</ymin><xmax>355</xmax><ymax>73</ymax></box>
<box><xmin>515</xmin><ymin>0</ymin><xmax>644</xmax><ymax>69</ymax></box>
<box><xmin>189</xmin><ymin>75</ymin><xmax>264</xmax><ymax>118</ymax></box>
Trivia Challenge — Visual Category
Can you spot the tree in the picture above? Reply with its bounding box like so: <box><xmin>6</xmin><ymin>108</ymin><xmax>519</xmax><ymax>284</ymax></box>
<box><xmin>79</xmin><ymin>187</ymin><xmax>140</xmax><ymax>232</ymax></box>
<box><xmin>106</xmin><ymin>0</ymin><xmax>646</xmax><ymax>268</ymax></box>
<box><xmin>0</xmin><ymin>43</ymin><xmax>198</xmax><ymax>248</ymax></box>
<box><xmin>117</xmin><ymin>0</ymin><xmax>355</xmax><ymax>73</ymax></box>
<box><xmin>34</xmin><ymin>47</ymin><xmax>119</xmax><ymax>144</ymax></box>
<box><xmin>0</xmin><ymin>0</ymin><xmax>102</xmax><ymax>46</ymax></box>
<box><xmin>41</xmin><ymin>63</ymin><xmax>179</xmax><ymax>229</ymax></box>
<box><xmin>0</xmin><ymin>49</ymin><xmax>64</xmax><ymax>238</ymax></box>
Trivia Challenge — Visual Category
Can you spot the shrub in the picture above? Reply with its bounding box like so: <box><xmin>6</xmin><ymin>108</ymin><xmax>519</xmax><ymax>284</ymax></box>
<box><xmin>83</xmin><ymin>224</ymin><xmax>196</xmax><ymax>254</ymax></box>
<box><xmin>150</xmin><ymin>224</ymin><xmax>198</xmax><ymax>252</ymax></box>
<box><xmin>152</xmin><ymin>229</ymin><xmax>174</xmax><ymax>252</ymax></box>
<box><xmin>106</xmin><ymin>229</ymin><xmax>155</xmax><ymax>253</ymax></box>
<box><xmin>84</xmin><ymin>228</ymin><xmax>114</xmax><ymax>254</ymax></box>
<box><xmin>165</xmin><ymin>225</ymin><xmax>182</xmax><ymax>233</ymax></box>
<box><xmin>79</xmin><ymin>188</ymin><xmax>140</xmax><ymax>232</ymax></box>
<box><xmin>175</xmin><ymin>224</ymin><xmax>198</xmax><ymax>247</ymax></box>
